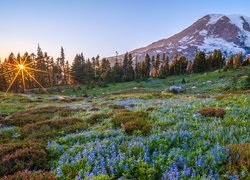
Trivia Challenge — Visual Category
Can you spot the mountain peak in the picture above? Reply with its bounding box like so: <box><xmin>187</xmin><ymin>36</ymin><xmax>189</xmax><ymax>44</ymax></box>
<box><xmin>108</xmin><ymin>14</ymin><xmax>250</xmax><ymax>62</ymax></box>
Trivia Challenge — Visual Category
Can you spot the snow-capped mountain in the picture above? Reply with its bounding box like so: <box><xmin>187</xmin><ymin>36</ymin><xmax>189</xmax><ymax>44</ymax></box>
<box><xmin>108</xmin><ymin>14</ymin><xmax>250</xmax><ymax>62</ymax></box>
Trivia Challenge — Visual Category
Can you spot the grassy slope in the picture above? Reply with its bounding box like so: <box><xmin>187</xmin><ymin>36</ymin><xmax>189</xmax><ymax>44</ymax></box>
<box><xmin>0</xmin><ymin>66</ymin><xmax>249</xmax><ymax>178</ymax></box>
<box><xmin>45</xmin><ymin>66</ymin><xmax>250</xmax><ymax>96</ymax></box>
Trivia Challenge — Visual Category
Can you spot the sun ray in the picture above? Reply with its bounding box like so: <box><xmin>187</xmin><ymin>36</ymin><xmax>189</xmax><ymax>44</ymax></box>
<box><xmin>22</xmin><ymin>55</ymin><xmax>29</xmax><ymax>65</ymax></box>
<box><xmin>10</xmin><ymin>55</ymin><xmax>20</xmax><ymax>65</ymax></box>
<box><xmin>21</xmin><ymin>70</ymin><xmax>26</xmax><ymax>91</ymax></box>
<box><xmin>3</xmin><ymin>62</ymin><xmax>17</xmax><ymax>68</ymax></box>
<box><xmin>26</xmin><ymin>67</ymin><xmax>48</xmax><ymax>73</ymax></box>
<box><xmin>0</xmin><ymin>68</ymin><xmax>19</xmax><ymax>76</ymax></box>
<box><xmin>6</xmin><ymin>69</ymin><xmax>21</xmax><ymax>93</ymax></box>
<box><xmin>2</xmin><ymin>55</ymin><xmax>48</xmax><ymax>92</ymax></box>
<box><xmin>25</xmin><ymin>62</ymin><xmax>34</xmax><ymax>67</ymax></box>
<box><xmin>24</xmin><ymin>69</ymin><xmax>45</xmax><ymax>89</ymax></box>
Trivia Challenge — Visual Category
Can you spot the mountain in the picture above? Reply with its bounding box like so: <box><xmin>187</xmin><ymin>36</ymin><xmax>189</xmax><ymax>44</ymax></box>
<box><xmin>108</xmin><ymin>14</ymin><xmax>250</xmax><ymax>62</ymax></box>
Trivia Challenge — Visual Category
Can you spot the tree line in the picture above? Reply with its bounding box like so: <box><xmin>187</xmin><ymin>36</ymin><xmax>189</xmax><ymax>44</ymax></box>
<box><xmin>71</xmin><ymin>50</ymin><xmax>249</xmax><ymax>86</ymax></box>
<box><xmin>0</xmin><ymin>46</ymin><xmax>249</xmax><ymax>92</ymax></box>
<box><xmin>0</xmin><ymin>45</ymin><xmax>71</xmax><ymax>92</ymax></box>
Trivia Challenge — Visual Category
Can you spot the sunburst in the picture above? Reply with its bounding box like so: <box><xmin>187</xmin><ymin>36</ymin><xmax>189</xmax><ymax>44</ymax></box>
<box><xmin>0</xmin><ymin>55</ymin><xmax>47</xmax><ymax>93</ymax></box>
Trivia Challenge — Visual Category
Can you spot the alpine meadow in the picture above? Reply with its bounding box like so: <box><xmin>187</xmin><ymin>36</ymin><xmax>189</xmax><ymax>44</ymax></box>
<box><xmin>0</xmin><ymin>1</ymin><xmax>250</xmax><ymax>180</ymax></box>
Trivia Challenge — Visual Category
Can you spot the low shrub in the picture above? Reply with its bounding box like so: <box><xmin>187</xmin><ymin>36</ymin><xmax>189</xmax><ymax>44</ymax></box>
<box><xmin>112</xmin><ymin>111</ymin><xmax>148</xmax><ymax>128</ymax></box>
<box><xmin>123</xmin><ymin>161</ymin><xmax>158</xmax><ymax>179</ymax></box>
<box><xmin>0</xmin><ymin>106</ymin><xmax>82</xmax><ymax>126</ymax></box>
<box><xmin>215</xmin><ymin>94</ymin><xmax>235</xmax><ymax>100</ymax></box>
<box><xmin>152</xmin><ymin>92</ymin><xmax>173</xmax><ymax>99</ymax></box>
<box><xmin>0</xmin><ymin>126</ymin><xmax>20</xmax><ymax>143</ymax></box>
<box><xmin>196</xmin><ymin>95</ymin><xmax>210</xmax><ymax>99</ymax></box>
<box><xmin>112</xmin><ymin>111</ymin><xmax>152</xmax><ymax>135</ymax></box>
<box><xmin>59</xmin><ymin>158</ymin><xmax>86</xmax><ymax>179</ymax></box>
<box><xmin>86</xmin><ymin>113</ymin><xmax>111</xmax><ymax>125</ymax></box>
<box><xmin>108</xmin><ymin>104</ymin><xmax>125</xmax><ymax>109</ymax></box>
<box><xmin>124</xmin><ymin>119</ymin><xmax>152</xmax><ymax>135</ymax></box>
<box><xmin>0</xmin><ymin>143</ymin><xmax>47</xmax><ymax>176</ymax></box>
<box><xmin>199</xmin><ymin>108</ymin><xmax>226</xmax><ymax>118</ymax></box>
<box><xmin>226</xmin><ymin>143</ymin><xmax>250</xmax><ymax>175</ymax></box>
<box><xmin>89</xmin><ymin>107</ymin><xmax>100</xmax><ymax>111</ymax></box>
<box><xmin>21</xmin><ymin>118</ymin><xmax>87</xmax><ymax>142</ymax></box>
<box><xmin>146</xmin><ymin>107</ymin><xmax>155</xmax><ymax>111</ymax></box>
<box><xmin>1</xmin><ymin>171</ymin><xmax>56</xmax><ymax>180</ymax></box>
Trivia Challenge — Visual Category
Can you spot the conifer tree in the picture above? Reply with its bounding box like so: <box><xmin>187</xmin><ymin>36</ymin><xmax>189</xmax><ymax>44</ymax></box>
<box><xmin>153</xmin><ymin>54</ymin><xmax>160</xmax><ymax>77</ymax></box>
<box><xmin>233</xmin><ymin>52</ymin><xmax>243</xmax><ymax>69</ymax></box>
<box><xmin>0</xmin><ymin>60</ymin><xmax>7</xmax><ymax>91</ymax></box>
<box><xmin>122</xmin><ymin>52</ymin><xmax>129</xmax><ymax>81</ymax></box>
<box><xmin>144</xmin><ymin>54</ymin><xmax>151</xmax><ymax>80</ymax></box>
<box><xmin>71</xmin><ymin>54</ymin><xmax>84</xmax><ymax>84</ymax></box>
<box><xmin>100</xmin><ymin>58</ymin><xmax>111</xmax><ymax>83</ymax></box>
<box><xmin>226</xmin><ymin>55</ymin><xmax>234</xmax><ymax>69</ymax></box>
<box><xmin>193</xmin><ymin>51</ymin><xmax>206</xmax><ymax>73</ymax></box>
<box><xmin>65</xmin><ymin>60</ymin><xmax>71</xmax><ymax>84</ymax></box>
<box><xmin>112</xmin><ymin>59</ymin><xmax>123</xmax><ymax>83</ymax></box>
<box><xmin>186</xmin><ymin>60</ymin><xmax>193</xmax><ymax>74</ymax></box>
<box><xmin>127</xmin><ymin>54</ymin><xmax>134</xmax><ymax>81</ymax></box>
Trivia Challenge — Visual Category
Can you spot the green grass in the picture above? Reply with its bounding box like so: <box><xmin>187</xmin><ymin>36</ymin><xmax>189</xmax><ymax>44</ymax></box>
<box><xmin>0</xmin><ymin>66</ymin><xmax>249</xmax><ymax>178</ymax></box>
<box><xmin>42</xmin><ymin>66</ymin><xmax>250</xmax><ymax>97</ymax></box>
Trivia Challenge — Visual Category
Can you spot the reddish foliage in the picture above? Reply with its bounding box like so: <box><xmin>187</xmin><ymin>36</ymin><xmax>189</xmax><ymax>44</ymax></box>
<box><xmin>124</xmin><ymin>119</ymin><xmax>152</xmax><ymax>135</ymax></box>
<box><xmin>1</xmin><ymin>171</ymin><xmax>56</xmax><ymax>180</ymax></box>
<box><xmin>227</xmin><ymin>143</ymin><xmax>250</xmax><ymax>173</ymax></box>
<box><xmin>0</xmin><ymin>143</ymin><xmax>47</xmax><ymax>176</ymax></box>
<box><xmin>20</xmin><ymin>118</ymin><xmax>87</xmax><ymax>143</ymax></box>
<box><xmin>112</xmin><ymin>111</ymin><xmax>152</xmax><ymax>135</ymax></box>
<box><xmin>199</xmin><ymin>108</ymin><xmax>226</xmax><ymax>118</ymax></box>
<box><xmin>0</xmin><ymin>106</ymin><xmax>83</xmax><ymax>126</ymax></box>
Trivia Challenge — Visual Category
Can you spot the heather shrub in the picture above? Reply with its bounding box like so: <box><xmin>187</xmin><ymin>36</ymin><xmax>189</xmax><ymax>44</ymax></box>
<box><xmin>152</xmin><ymin>92</ymin><xmax>173</xmax><ymax>99</ymax></box>
<box><xmin>112</xmin><ymin>111</ymin><xmax>148</xmax><ymax>127</ymax></box>
<box><xmin>199</xmin><ymin>108</ymin><xmax>226</xmax><ymax>118</ymax></box>
<box><xmin>227</xmin><ymin>143</ymin><xmax>250</xmax><ymax>176</ymax></box>
<box><xmin>86</xmin><ymin>113</ymin><xmax>111</xmax><ymax>125</ymax></box>
<box><xmin>0</xmin><ymin>106</ymin><xmax>83</xmax><ymax>126</ymax></box>
<box><xmin>124</xmin><ymin>119</ymin><xmax>152</xmax><ymax>135</ymax></box>
<box><xmin>196</xmin><ymin>95</ymin><xmax>210</xmax><ymax>98</ymax></box>
<box><xmin>21</xmin><ymin>118</ymin><xmax>87</xmax><ymax>142</ymax></box>
<box><xmin>108</xmin><ymin>104</ymin><xmax>125</xmax><ymax>109</ymax></box>
<box><xmin>0</xmin><ymin>143</ymin><xmax>30</xmax><ymax>159</ymax></box>
<box><xmin>215</xmin><ymin>94</ymin><xmax>235</xmax><ymax>100</ymax></box>
<box><xmin>0</xmin><ymin>126</ymin><xmax>20</xmax><ymax>143</ymax></box>
<box><xmin>112</xmin><ymin>111</ymin><xmax>152</xmax><ymax>135</ymax></box>
<box><xmin>0</xmin><ymin>143</ymin><xmax>47</xmax><ymax>176</ymax></box>
<box><xmin>1</xmin><ymin>171</ymin><xmax>56</xmax><ymax>180</ymax></box>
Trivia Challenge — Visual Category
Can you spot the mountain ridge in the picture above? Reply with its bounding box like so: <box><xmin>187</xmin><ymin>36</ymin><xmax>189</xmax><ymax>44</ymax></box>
<box><xmin>107</xmin><ymin>14</ymin><xmax>250</xmax><ymax>63</ymax></box>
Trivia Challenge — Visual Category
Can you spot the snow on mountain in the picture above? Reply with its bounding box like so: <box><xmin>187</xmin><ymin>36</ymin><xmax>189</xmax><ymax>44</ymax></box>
<box><xmin>206</xmin><ymin>14</ymin><xmax>224</xmax><ymax>26</ymax></box>
<box><xmin>108</xmin><ymin>14</ymin><xmax>250</xmax><ymax>63</ymax></box>
<box><xmin>199</xmin><ymin>37</ymin><xmax>245</xmax><ymax>55</ymax></box>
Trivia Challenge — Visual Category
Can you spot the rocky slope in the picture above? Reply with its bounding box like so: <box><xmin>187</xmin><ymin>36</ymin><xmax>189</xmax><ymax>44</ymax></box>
<box><xmin>108</xmin><ymin>14</ymin><xmax>250</xmax><ymax>62</ymax></box>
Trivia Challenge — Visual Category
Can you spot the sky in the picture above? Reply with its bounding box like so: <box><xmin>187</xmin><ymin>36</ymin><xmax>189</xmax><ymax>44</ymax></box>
<box><xmin>0</xmin><ymin>0</ymin><xmax>250</xmax><ymax>62</ymax></box>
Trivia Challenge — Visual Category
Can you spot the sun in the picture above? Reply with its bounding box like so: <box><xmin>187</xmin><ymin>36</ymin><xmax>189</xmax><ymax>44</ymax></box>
<box><xmin>1</xmin><ymin>55</ymin><xmax>47</xmax><ymax>93</ymax></box>
<box><xmin>18</xmin><ymin>64</ymin><xmax>25</xmax><ymax>70</ymax></box>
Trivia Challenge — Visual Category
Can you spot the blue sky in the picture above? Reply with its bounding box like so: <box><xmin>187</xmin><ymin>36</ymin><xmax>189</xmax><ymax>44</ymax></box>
<box><xmin>0</xmin><ymin>0</ymin><xmax>250</xmax><ymax>61</ymax></box>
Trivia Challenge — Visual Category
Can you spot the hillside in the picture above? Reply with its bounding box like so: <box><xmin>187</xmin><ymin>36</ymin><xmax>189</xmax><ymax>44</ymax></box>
<box><xmin>108</xmin><ymin>14</ymin><xmax>250</xmax><ymax>63</ymax></box>
<box><xmin>0</xmin><ymin>66</ymin><xmax>249</xmax><ymax>178</ymax></box>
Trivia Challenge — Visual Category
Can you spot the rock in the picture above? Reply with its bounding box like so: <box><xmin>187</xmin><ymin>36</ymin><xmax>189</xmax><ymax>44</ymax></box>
<box><xmin>169</xmin><ymin>86</ymin><xmax>182</xmax><ymax>93</ymax></box>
